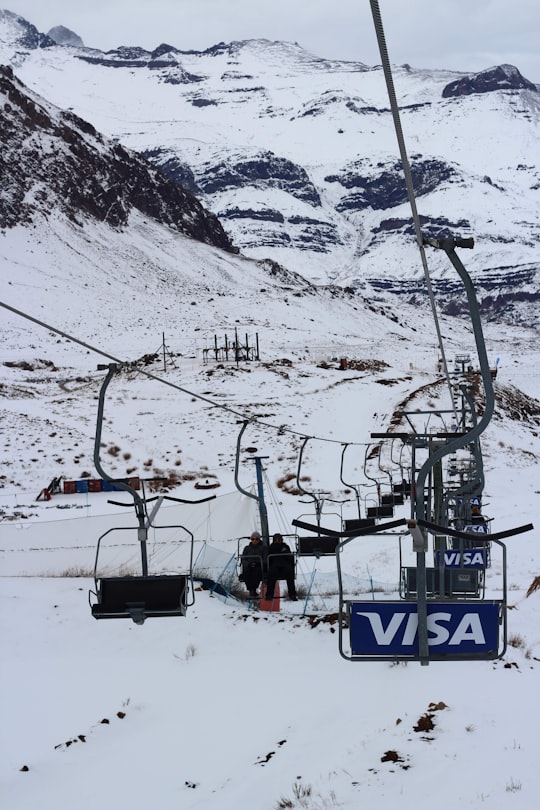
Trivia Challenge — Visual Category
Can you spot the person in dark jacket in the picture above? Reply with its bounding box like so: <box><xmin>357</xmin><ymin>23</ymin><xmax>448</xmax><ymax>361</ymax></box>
<box><xmin>266</xmin><ymin>533</ymin><xmax>297</xmax><ymax>601</ymax></box>
<box><xmin>240</xmin><ymin>531</ymin><xmax>267</xmax><ymax>598</ymax></box>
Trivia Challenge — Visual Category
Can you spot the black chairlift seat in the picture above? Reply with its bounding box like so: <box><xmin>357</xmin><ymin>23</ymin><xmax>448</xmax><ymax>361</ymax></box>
<box><xmin>367</xmin><ymin>505</ymin><xmax>394</xmax><ymax>519</ymax></box>
<box><xmin>343</xmin><ymin>518</ymin><xmax>376</xmax><ymax>532</ymax></box>
<box><xmin>297</xmin><ymin>536</ymin><xmax>339</xmax><ymax>556</ymax></box>
<box><xmin>402</xmin><ymin>567</ymin><xmax>481</xmax><ymax>598</ymax></box>
<box><xmin>381</xmin><ymin>492</ymin><xmax>404</xmax><ymax>506</ymax></box>
<box><xmin>91</xmin><ymin>574</ymin><xmax>187</xmax><ymax>624</ymax></box>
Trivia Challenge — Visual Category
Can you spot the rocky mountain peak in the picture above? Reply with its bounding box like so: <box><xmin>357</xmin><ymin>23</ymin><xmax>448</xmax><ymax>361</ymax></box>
<box><xmin>442</xmin><ymin>64</ymin><xmax>537</xmax><ymax>97</ymax></box>
<box><xmin>0</xmin><ymin>65</ymin><xmax>237</xmax><ymax>253</ymax></box>
<box><xmin>0</xmin><ymin>9</ymin><xmax>55</xmax><ymax>50</ymax></box>
<box><xmin>46</xmin><ymin>25</ymin><xmax>84</xmax><ymax>48</ymax></box>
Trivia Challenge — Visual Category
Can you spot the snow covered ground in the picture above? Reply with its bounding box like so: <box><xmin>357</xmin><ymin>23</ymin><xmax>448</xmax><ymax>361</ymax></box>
<box><xmin>1</xmin><ymin>205</ymin><xmax>539</xmax><ymax>808</ymax></box>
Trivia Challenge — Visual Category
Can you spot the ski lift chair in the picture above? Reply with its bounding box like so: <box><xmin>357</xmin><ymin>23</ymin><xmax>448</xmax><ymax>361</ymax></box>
<box><xmin>91</xmin><ymin>573</ymin><xmax>187</xmax><ymax>624</ymax></box>
<box><xmin>89</xmin><ymin>523</ymin><xmax>195</xmax><ymax>624</ymax></box>
<box><xmin>89</xmin><ymin>363</ymin><xmax>206</xmax><ymax>624</ymax></box>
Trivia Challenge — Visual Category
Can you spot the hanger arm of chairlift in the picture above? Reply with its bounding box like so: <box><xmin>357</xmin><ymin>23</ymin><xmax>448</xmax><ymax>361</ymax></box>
<box><xmin>162</xmin><ymin>494</ymin><xmax>217</xmax><ymax>504</ymax></box>
<box><xmin>292</xmin><ymin>517</ymin><xmax>407</xmax><ymax>538</ymax></box>
<box><xmin>107</xmin><ymin>496</ymin><xmax>159</xmax><ymax>507</ymax></box>
<box><xmin>106</xmin><ymin>493</ymin><xmax>217</xmax><ymax>508</ymax></box>
<box><xmin>416</xmin><ymin>517</ymin><xmax>534</xmax><ymax>543</ymax></box>
<box><xmin>296</xmin><ymin>436</ymin><xmax>321</xmax><ymax>507</ymax></box>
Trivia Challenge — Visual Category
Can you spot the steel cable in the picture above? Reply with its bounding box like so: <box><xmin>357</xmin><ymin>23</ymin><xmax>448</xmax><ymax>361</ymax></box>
<box><xmin>369</xmin><ymin>0</ymin><xmax>457</xmax><ymax>418</ymax></box>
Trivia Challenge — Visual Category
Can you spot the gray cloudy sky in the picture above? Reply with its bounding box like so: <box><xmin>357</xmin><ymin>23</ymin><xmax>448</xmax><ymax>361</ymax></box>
<box><xmin>6</xmin><ymin>0</ymin><xmax>540</xmax><ymax>80</ymax></box>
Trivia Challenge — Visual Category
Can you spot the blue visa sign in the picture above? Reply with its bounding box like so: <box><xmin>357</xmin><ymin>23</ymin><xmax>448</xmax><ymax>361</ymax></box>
<box><xmin>434</xmin><ymin>549</ymin><xmax>487</xmax><ymax>568</ymax></box>
<box><xmin>349</xmin><ymin>601</ymin><xmax>500</xmax><ymax>656</ymax></box>
<box><xmin>464</xmin><ymin>522</ymin><xmax>489</xmax><ymax>534</ymax></box>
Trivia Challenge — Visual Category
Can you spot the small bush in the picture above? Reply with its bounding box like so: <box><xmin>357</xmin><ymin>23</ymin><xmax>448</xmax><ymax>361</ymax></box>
<box><xmin>506</xmin><ymin>778</ymin><xmax>522</xmax><ymax>793</ymax></box>
<box><xmin>60</xmin><ymin>567</ymin><xmax>93</xmax><ymax>577</ymax></box>
<box><xmin>508</xmin><ymin>633</ymin><xmax>526</xmax><ymax>649</ymax></box>
<box><xmin>275</xmin><ymin>781</ymin><xmax>340</xmax><ymax>809</ymax></box>
<box><xmin>526</xmin><ymin>576</ymin><xmax>540</xmax><ymax>597</ymax></box>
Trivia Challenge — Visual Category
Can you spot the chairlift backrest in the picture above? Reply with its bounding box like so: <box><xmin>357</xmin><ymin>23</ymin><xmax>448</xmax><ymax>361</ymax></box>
<box><xmin>402</xmin><ymin>567</ymin><xmax>481</xmax><ymax>598</ymax></box>
<box><xmin>297</xmin><ymin>535</ymin><xmax>339</xmax><ymax>556</ymax></box>
<box><xmin>343</xmin><ymin>518</ymin><xmax>376</xmax><ymax>532</ymax></box>
<box><xmin>367</xmin><ymin>505</ymin><xmax>394</xmax><ymax>518</ymax></box>
<box><xmin>381</xmin><ymin>492</ymin><xmax>404</xmax><ymax>506</ymax></box>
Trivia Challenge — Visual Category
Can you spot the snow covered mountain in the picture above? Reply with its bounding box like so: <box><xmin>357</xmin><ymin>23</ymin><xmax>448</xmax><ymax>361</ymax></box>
<box><xmin>1</xmin><ymin>8</ymin><xmax>539</xmax><ymax>325</ymax></box>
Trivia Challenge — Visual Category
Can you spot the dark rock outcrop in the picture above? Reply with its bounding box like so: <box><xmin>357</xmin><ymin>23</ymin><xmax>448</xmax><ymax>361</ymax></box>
<box><xmin>221</xmin><ymin>208</ymin><xmax>285</xmax><ymax>223</ymax></box>
<box><xmin>196</xmin><ymin>152</ymin><xmax>321</xmax><ymax>205</ymax></box>
<box><xmin>442</xmin><ymin>65</ymin><xmax>537</xmax><ymax>98</ymax></box>
<box><xmin>327</xmin><ymin>158</ymin><xmax>456</xmax><ymax>211</ymax></box>
<box><xmin>142</xmin><ymin>148</ymin><xmax>200</xmax><ymax>193</ymax></box>
<box><xmin>373</xmin><ymin>214</ymin><xmax>471</xmax><ymax>237</ymax></box>
<box><xmin>0</xmin><ymin>66</ymin><xmax>237</xmax><ymax>253</ymax></box>
<box><xmin>0</xmin><ymin>9</ymin><xmax>55</xmax><ymax>49</ymax></box>
<box><xmin>287</xmin><ymin>216</ymin><xmax>342</xmax><ymax>251</ymax></box>
<box><xmin>75</xmin><ymin>45</ymin><xmax>205</xmax><ymax>82</ymax></box>
<box><xmin>366</xmin><ymin>264</ymin><xmax>539</xmax><ymax>324</ymax></box>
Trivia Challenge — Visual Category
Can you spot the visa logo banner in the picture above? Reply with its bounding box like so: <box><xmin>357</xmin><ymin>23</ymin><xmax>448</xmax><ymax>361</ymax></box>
<box><xmin>434</xmin><ymin>549</ymin><xmax>487</xmax><ymax>568</ymax></box>
<box><xmin>464</xmin><ymin>523</ymin><xmax>489</xmax><ymax>534</ymax></box>
<box><xmin>349</xmin><ymin>601</ymin><xmax>499</xmax><ymax>656</ymax></box>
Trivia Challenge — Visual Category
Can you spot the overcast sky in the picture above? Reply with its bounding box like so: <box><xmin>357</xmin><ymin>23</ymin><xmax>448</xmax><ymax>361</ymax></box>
<box><xmin>5</xmin><ymin>0</ymin><xmax>540</xmax><ymax>80</ymax></box>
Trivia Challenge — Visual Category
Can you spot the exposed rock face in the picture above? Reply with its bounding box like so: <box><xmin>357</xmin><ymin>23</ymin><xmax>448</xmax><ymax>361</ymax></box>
<box><xmin>0</xmin><ymin>66</ymin><xmax>237</xmax><ymax>253</ymax></box>
<box><xmin>372</xmin><ymin>214</ymin><xmax>471</xmax><ymax>238</ymax></box>
<box><xmin>46</xmin><ymin>25</ymin><xmax>84</xmax><ymax>48</ymax></box>
<box><xmin>326</xmin><ymin>158</ymin><xmax>457</xmax><ymax>211</ymax></box>
<box><xmin>368</xmin><ymin>264</ymin><xmax>540</xmax><ymax>325</ymax></box>
<box><xmin>442</xmin><ymin>64</ymin><xmax>538</xmax><ymax>98</ymax></box>
<box><xmin>0</xmin><ymin>9</ymin><xmax>55</xmax><ymax>50</ymax></box>
<box><xmin>195</xmin><ymin>152</ymin><xmax>322</xmax><ymax>205</ymax></box>
<box><xmin>76</xmin><ymin>44</ymin><xmax>205</xmax><ymax>83</ymax></box>
<box><xmin>142</xmin><ymin>148</ymin><xmax>201</xmax><ymax>194</ymax></box>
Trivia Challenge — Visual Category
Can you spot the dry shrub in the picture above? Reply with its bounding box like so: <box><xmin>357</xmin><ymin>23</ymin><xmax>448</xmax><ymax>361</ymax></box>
<box><xmin>526</xmin><ymin>576</ymin><xmax>540</xmax><ymax>597</ymax></box>
<box><xmin>381</xmin><ymin>750</ymin><xmax>403</xmax><ymax>763</ymax></box>
<box><xmin>508</xmin><ymin>633</ymin><xmax>526</xmax><ymax>649</ymax></box>
<box><xmin>414</xmin><ymin>713</ymin><xmax>435</xmax><ymax>732</ymax></box>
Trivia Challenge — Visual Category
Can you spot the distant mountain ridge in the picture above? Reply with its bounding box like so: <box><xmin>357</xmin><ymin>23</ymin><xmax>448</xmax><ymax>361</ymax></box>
<box><xmin>46</xmin><ymin>25</ymin><xmax>84</xmax><ymax>48</ymax></box>
<box><xmin>0</xmin><ymin>8</ymin><xmax>539</xmax><ymax>324</ymax></box>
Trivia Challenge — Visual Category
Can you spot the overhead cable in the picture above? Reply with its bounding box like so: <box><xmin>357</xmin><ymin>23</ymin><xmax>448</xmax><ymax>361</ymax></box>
<box><xmin>369</xmin><ymin>0</ymin><xmax>457</xmax><ymax>418</ymax></box>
